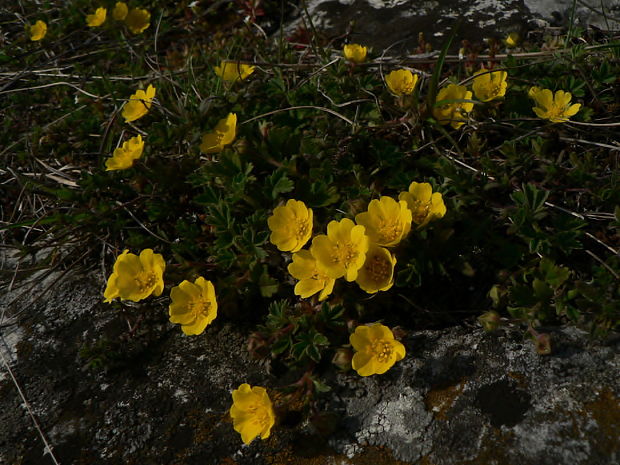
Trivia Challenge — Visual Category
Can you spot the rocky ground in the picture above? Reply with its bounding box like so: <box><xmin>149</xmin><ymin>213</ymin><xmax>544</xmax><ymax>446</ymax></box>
<box><xmin>1</xmin><ymin>264</ymin><xmax>618</xmax><ymax>465</ymax></box>
<box><xmin>2</xmin><ymin>1</ymin><xmax>620</xmax><ymax>463</ymax></box>
<box><xmin>283</xmin><ymin>0</ymin><xmax>620</xmax><ymax>52</ymax></box>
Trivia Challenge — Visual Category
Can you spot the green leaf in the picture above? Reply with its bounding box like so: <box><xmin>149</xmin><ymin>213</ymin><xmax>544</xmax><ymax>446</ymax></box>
<box><xmin>266</xmin><ymin>169</ymin><xmax>295</xmax><ymax>199</ymax></box>
<box><xmin>271</xmin><ymin>336</ymin><xmax>291</xmax><ymax>355</ymax></box>
<box><xmin>258</xmin><ymin>266</ymin><xmax>278</xmax><ymax>297</ymax></box>
<box><xmin>532</xmin><ymin>278</ymin><xmax>552</xmax><ymax>301</ymax></box>
<box><xmin>427</xmin><ymin>19</ymin><xmax>461</xmax><ymax>109</ymax></box>
<box><xmin>539</xmin><ymin>258</ymin><xmax>570</xmax><ymax>288</ymax></box>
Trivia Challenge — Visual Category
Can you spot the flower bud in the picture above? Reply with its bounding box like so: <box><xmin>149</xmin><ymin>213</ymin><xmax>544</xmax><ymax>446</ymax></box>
<box><xmin>534</xmin><ymin>333</ymin><xmax>551</xmax><ymax>355</ymax></box>
<box><xmin>478</xmin><ymin>310</ymin><xmax>501</xmax><ymax>332</ymax></box>
<box><xmin>331</xmin><ymin>348</ymin><xmax>353</xmax><ymax>371</ymax></box>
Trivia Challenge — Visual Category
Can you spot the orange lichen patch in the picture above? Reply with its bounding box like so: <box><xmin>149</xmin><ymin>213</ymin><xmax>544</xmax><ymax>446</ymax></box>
<box><xmin>418</xmin><ymin>455</ymin><xmax>437</xmax><ymax>465</ymax></box>
<box><xmin>506</xmin><ymin>371</ymin><xmax>528</xmax><ymax>389</ymax></box>
<box><xmin>218</xmin><ymin>458</ymin><xmax>238</xmax><ymax>465</ymax></box>
<box><xmin>265</xmin><ymin>445</ymin><xmax>409</xmax><ymax>465</ymax></box>
<box><xmin>583</xmin><ymin>388</ymin><xmax>620</xmax><ymax>455</ymax></box>
<box><xmin>425</xmin><ymin>378</ymin><xmax>466</xmax><ymax>420</ymax></box>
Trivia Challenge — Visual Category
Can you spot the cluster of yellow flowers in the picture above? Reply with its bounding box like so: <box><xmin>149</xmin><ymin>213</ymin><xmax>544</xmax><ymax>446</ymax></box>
<box><xmin>102</xmin><ymin>250</ymin><xmax>269</xmax><ymax>444</ymax></box>
<box><xmin>96</xmin><ymin>35</ymin><xmax>586</xmax><ymax>446</ymax></box>
<box><xmin>344</xmin><ymin>42</ymin><xmax>580</xmax><ymax>126</ymax></box>
<box><xmin>266</xmin><ymin>184</ymin><xmax>444</xmax><ymax>380</ymax></box>
<box><xmin>104</xmin><ymin>84</ymin><xmax>156</xmax><ymax>170</ymax></box>
<box><xmin>86</xmin><ymin>2</ymin><xmax>150</xmax><ymax>35</ymax></box>
<box><xmin>104</xmin><ymin>249</ymin><xmax>218</xmax><ymax>336</ymax></box>
<box><xmin>226</xmin><ymin>323</ymin><xmax>407</xmax><ymax>445</ymax></box>
<box><xmin>268</xmin><ymin>183</ymin><xmax>446</xmax><ymax>300</ymax></box>
<box><xmin>432</xmin><ymin>69</ymin><xmax>506</xmax><ymax>129</ymax></box>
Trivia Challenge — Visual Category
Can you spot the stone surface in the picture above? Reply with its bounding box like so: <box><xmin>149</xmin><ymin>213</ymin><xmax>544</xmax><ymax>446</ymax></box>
<box><xmin>1</xmin><ymin>267</ymin><xmax>618</xmax><ymax>464</ymax></box>
<box><xmin>325</xmin><ymin>326</ymin><xmax>620</xmax><ymax>464</ymax></box>
<box><xmin>284</xmin><ymin>0</ymin><xmax>620</xmax><ymax>52</ymax></box>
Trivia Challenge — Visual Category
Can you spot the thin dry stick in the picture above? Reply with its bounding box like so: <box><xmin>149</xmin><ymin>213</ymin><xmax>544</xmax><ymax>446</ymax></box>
<box><xmin>242</xmin><ymin>105</ymin><xmax>355</xmax><ymax>126</ymax></box>
<box><xmin>0</xmin><ymin>80</ymin><xmax>104</xmax><ymax>99</ymax></box>
<box><xmin>567</xmin><ymin>120</ymin><xmax>620</xmax><ymax>127</ymax></box>
<box><xmin>0</xmin><ymin>350</ymin><xmax>61</xmax><ymax>465</ymax></box>
<box><xmin>116</xmin><ymin>202</ymin><xmax>172</xmax><ymax>244</ymax></box>
<box><xmin>585</xmin><ymin>249</ymin><xmax>620</xmax><ymax>279</ymax></box>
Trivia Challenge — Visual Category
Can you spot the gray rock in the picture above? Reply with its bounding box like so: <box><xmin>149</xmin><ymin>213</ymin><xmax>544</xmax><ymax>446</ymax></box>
<box><xmin>327</xmin><ymin>326</ymin><xmax>620</xmax><ymax>464</ymax></box>
<box><xmin>284</xmin><ymin>0</ymin><xmax>620</xmax><ymax>52</ymax></box>
<box><xmin>1</xmin><ymin>268</ymin><xmax>618</xmax><ymax>464</ymax></box>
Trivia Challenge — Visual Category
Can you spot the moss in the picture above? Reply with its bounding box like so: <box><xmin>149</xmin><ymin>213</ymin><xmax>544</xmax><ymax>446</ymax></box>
<box><xmin>424</xmin><ymin>377</ymin><xmax>466</xmax><ymax>420</ymax></box>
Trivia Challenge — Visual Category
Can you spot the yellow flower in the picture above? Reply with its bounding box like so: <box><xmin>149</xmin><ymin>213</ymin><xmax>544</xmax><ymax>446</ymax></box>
<box><xmin>354</xmin><ymin>196</ymin><xmax>412</xmax><ymax>247</ymax></box>
<box><xmin>199</xmin><ymin>113</ymin><xmax>237</xmax><ymax>154</ymax></box>
<box><xmin>504</xmin><ymin>32</ymin><xmax>519</xmax><ymax>48</ymax></box>
<box><xmin>310</xmin><ymin>218</ymin><xmax>369</xmax><ymax>282</ymax></box>
<box><xmin>343</xmin><ymin>44</ymin><xmax>367</xmax><ymax>63</ymax></box>
<box><xmin>350</xmin><ymin>323</ymin><xmax>405</xmax><ymax>376</ymax></box>
<box><xmin>169</xmin><ymin>277</ymin><xmax>217</xmax><ymax>336</ymax></box>
<box><xmin>433</xmin><ymin>83</ymin><xmax>474</xmax><ymax>129</ymax></box>
<box><xmin>472</xmin><ymin>69</ymin><xmax>508</xmax><ymax>102</ymax></box>
<box><xmin>214</xmin><ymin>61</ymin><xmax>255</xmax><ymax>82</ymax></box>
<box><xmin>125</xmin><ymin>8</ymin><xmax>150</xmax><ymax>35</ymax></box>
<box><xmin>267</xmin><ymin>199</ymin><xmax>313</xmax><ymax>253</ymax></box>
<box><xmin>355</xmin><ymin>245</ymin><xmax>396</xmax><ymax>294</ymax></box>
<box><xmin>86</xmin><ymin>7</ymin><xmax>107</xmax><ymax>27</ymax></box>
<box><xmin>122</xmin><ymin>84</ymin><xmax>156</xmax><ymax>123</ymax></box>
<box><xmin>103</xmin><ymin>249</ymin><xmax>165</xmax><ymax>303</ymax></box>
<box><xmin>112</xmin><ymin>2</ymin><xmax>128</xmax><ymax>21</ymax></box>
<box><xmin>287</xmin><ymin>250</ymin><xmax>335</xmax><ymax>301</ymax></box>
<box><xmin>528</xmin><ymin>86</ymin><xmax>581</xmax><ymax>123</ymax></box>
<box><xmin>230</xmin><ymin>383</ymin><xmax>275</xmax><ymax>445</ymax></box>
<box><xmin>385</xmin><ymin>69</ymin><xmax>419</xmax><ymax>96</ymax></box>
<box><xmin>398</xmin><ymin>182</ymin><xmax>446</xmax><ymax>229</ymax></box>
<box><xmin>28</xmin><ymin>20</ymin><xmax>47</xmax><ymax>41</ymax></box>
<box><xmin>105</xmin><ymin>135</ymin><xmax>144</xmax><ymax>171</ymax></box>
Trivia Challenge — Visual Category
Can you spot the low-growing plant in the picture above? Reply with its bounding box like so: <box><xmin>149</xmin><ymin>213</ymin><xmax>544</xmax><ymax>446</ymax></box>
<box><xmin>1</xmin><ymin>0</ymin><xmax>619</xmax><ymax>447</ymax></box>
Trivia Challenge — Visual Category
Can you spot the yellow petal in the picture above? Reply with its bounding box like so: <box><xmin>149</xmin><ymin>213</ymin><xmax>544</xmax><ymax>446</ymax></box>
<box><xmin>409</xmin><ymin>182</ymin><xmax>432</xmax><ymax>202</ymax></box>
<box><xmin>349</xmin><ymin>326</ymin><xmax>371</xmax><ymax>350</ymax></box>
<box><xmin>352</xmin><ymin>352</ymin><xmax>376</xmax><ymax>376</ymax></box>
<box><xmin>181</xmin><ymin>318</ymin><xmax>209</xmax><ymax>336</ymax></box>
<box><xmin>294</xmin><ymin>278</ymin><xmax>322</xmax><ymax>299</ymax></box>
<box><xmin>318</xmin><ymin>279</ymin><xmax>335</xmax><ymax>301</ymax></box>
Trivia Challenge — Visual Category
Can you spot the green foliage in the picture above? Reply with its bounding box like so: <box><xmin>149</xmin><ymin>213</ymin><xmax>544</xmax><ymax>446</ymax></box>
<box><xmin>2</xmin><ymin>0</ymin><xmax>619</xmax><ymax>406</ymax></box>
<box><xmin>252</xmin><ymin>300</ymin><xmax>345</xmax><ymax>365</ymax></box>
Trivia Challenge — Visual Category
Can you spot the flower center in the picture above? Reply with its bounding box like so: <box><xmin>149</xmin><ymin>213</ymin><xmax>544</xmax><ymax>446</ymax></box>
<box><xmin>135</xmin><ymin>272</ymin><xmax>157</xmax><ymax>293</ymax></box>
<box><xmin>401</xmin><ymin>79</ymin><xmax>413</xmax><ymax>93</ymax></box>
<box><xmin>295</xmin><ymin>222</ymin><xmax>309</xmax><ymax>240</ymax></box>
<box><xmin>188</xmin><ymin>299</ymin><xmax>211</xmax><ymax>319</ymax></box>
<box><xmin>546</xmin><ymin>104</ymin><xmax>568</xmax><ymax>121</ymax></box>
<box><xmin>247</xmin><ymin>403</ymin><xmax>271</xmax><ymax>429</ymax></box>
<box><xmin>371</xmin><ymin>339</ymin><xmax>393</xmax><ymax>363</ymax></box>
<box><xmin>365</xmin><ymin>254</ymin><xmax>391</xmax><ymax>283</ymax></box>
<box><xmin>331</xmin><ymin>241</ymin><xmax>357</xmax><ymax>266</ymax></box>
<box><xmin>489</xmin><ymin>84</ymin><xmax>502</xmax><ymax>97</ymax></box>
<box><xmin>378</xmin><ymin>219</ymin><xmax>403</xmax><ymax>243</ymax></box>
<box><xmin>411</xmin><ymin>201</ymin><xmax>431</xmax><ymax>224</ymax></box>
